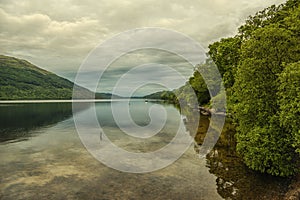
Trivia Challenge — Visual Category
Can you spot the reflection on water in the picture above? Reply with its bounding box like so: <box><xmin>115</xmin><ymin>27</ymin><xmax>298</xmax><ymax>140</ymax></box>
<box><xmin>94</xmin><ymin>101</ymin><xmax>182</xmax><ymax>152</ymax></box>
<box><xmin>0</xmin><ymin>101</ymin><xmax>291</xmax><ymax>199</ymax></box>
<box><xmin>204</xmin><ymin>127</ymin><xmax>291</xmax><ymax>200</ymax></box>
<box><xmin>0</xmin><ymin>103</ymin><xmax>90</xmax><ymax>143</ymax></box>
<box><xmin>179</xmin><ymin>105</ymin><xmax>291</xmax><ymax>199</ymax></box>
<box><xmin>186</xmin><ymin>113</ymin><xmax>291</xmax><ymax>200</ymax></box>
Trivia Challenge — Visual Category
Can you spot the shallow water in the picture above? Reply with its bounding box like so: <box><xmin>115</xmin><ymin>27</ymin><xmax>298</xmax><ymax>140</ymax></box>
<box><xmin>0</xmin><ymin>101</ymin><xmax>290</xmax><ymax>199</ymax></box>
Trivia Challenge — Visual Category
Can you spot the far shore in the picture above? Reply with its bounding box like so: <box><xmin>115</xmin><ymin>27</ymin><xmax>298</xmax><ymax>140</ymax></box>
<box><xmin>0</xmin><ymin>99</ymin><xmax>163</xmax><ymax>104</ymax></box>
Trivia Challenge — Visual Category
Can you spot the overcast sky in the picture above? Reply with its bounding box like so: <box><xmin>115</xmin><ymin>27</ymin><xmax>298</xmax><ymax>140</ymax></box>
<box><xmin>0</xmin><ymin>0</ymin><xmax>285</xmax><ymax>96</ymax></box>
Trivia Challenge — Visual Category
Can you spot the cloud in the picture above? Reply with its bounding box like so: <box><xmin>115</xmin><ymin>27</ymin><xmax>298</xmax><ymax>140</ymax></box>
<box><xmin>0</xmin><ymin>0</ymin><xmax>286</xmax><ymax>95</ymax></box>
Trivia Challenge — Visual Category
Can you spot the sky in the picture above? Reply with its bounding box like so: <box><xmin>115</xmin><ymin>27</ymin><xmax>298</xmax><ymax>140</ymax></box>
<box><xmin>0</xmin><ymin>0</ymin><xmax>286</xmax><ymax>96</ymax></box>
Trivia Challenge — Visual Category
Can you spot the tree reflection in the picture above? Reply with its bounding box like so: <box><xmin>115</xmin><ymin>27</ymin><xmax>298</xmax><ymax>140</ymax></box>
<box><xmin>180</xmin><ymin>104</ymin><xmax>291</xmax><ymax>199</ymax></box>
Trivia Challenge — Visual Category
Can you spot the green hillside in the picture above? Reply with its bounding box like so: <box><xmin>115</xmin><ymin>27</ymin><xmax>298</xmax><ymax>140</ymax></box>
<box><xmin>0</xmin><ymin>55</ymin><xmax>92</xmax><ymax>100</ymax></box>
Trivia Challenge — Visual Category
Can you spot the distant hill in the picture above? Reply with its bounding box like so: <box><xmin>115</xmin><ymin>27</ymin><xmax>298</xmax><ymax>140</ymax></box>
<box><xmin>95</xmin><ymin>93</ymin><xmax>123</xmax><ymax>99</ymax></box>
<box><xmin>0</xmin><ymin>55</ymin><xmax>119</xmax><ymax>100</ymax></box>
<box><xmin>143</xmin><ymin>90</ymin><xmax>177</xmax><ymax>102</ymax></box>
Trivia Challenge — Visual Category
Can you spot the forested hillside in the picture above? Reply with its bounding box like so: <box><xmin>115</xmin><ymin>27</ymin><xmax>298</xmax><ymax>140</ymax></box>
<box><xmin>0</xmin><ymin>55</ymin><xmax>94</xmax><ymax>100</ymax></box>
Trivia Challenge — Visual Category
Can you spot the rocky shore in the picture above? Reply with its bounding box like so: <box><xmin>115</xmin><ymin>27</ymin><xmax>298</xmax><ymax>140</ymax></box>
<box><xmin>285</xmin><ymin>174</ymin><xmax>300</xmax><ymax>200</ymax></box>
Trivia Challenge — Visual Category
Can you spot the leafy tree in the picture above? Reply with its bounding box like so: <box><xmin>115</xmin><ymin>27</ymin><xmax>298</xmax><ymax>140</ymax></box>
<box><xmin>278</xmin><ymin>62</ymin><xmax>300</xmax><ymax>154</ymax></box>
<box><xmin>171</xmin><ymin>58</ymin><xmax>223</xmax><ymax>107</ymax></box>
<box><xmin>187</xmin><ymin>68</ymin><xmax>210</xmax><ymax>105</ymax></box>
<box><xmin>208</xmin><ymin>37</ymin><xmax>241</xmax><ymax>90</ymax></box>
<box><xmin>232</xmin><ymin>6</ymin><xmax>300</xmax><ymax>175</ymax></box>
<box><xmin>201</xmin><ymin>0</ymin><xmax>300</xmax><ymax>176</ymax></box>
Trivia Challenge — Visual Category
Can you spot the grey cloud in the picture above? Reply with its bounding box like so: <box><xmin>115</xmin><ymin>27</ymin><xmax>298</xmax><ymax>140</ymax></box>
<box><xmin>0</xmin><ymin>0</ymin><xmax>286</xmax><ymax>95</ymax></box>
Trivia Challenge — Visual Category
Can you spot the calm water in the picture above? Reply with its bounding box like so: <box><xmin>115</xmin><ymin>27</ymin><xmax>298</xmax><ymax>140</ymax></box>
<box><xmin>0</xmin><ymin>101</ymin><xmax>290</xmax><ymax>200</ymax></box>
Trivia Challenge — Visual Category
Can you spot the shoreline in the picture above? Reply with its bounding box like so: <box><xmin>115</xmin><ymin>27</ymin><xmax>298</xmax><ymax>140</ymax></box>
<box><xmin>285</xmin><ymin>174</ymin><xmax>300</xmax><ymax>200</ymax></box>
<box><xmin>0</xmin><ymin>99</ymin><xmax>162</xmax><ymax>104</ymax></box>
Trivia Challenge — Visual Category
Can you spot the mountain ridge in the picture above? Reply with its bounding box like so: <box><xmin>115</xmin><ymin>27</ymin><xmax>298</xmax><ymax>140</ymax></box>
<box><xmin>0</xmin><ymin>55</ymin><xmax>122</xmax><ymax>100</ymax></box>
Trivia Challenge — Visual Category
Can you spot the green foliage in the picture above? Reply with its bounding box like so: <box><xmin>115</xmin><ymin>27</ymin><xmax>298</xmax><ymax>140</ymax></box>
<box><xmin>230</xmin><ymin>1</ymin><xmax>300</xmax><ymax>176</ymax></box>
<box><xmin>278</xmin><ymin>62</ymin><xmax>300</xmax><ymax>154</ymax></box>
<box><xmin>205</xmin><ymin>0</ymin><xmax>300</xmax><ymax>176</ymax></box>
<box><xmin>208</xmin><ymin>37</ymin><xmax>241</xmax><ymax>90</ymax></box>
<box><xmin>210</xmin><ymin>89</ymin><xmax>226</xmax><ymax>112</ymax></box>
<box><xmin>208</xmin><ymin>34</ymin><xmax>241</xmax><ymax>114</ymax></box>
<box><xmin>175</xmin><ymin>84</ymin><xmax>198</xmax><ymax>106</ymax></box>
<box><xmin>172</xmin><ymin>58</ymin><xmax>222</xmax><ymax>107</ymax></box>
<box><xmin>146</xmin><ymin>0</ymin><xmax>300</xmax><ymax>177</ymax></box>
<box><xmin>144</xmin><ymin>90</ymin><xmax>177</xmax><ymax>103</ymax></box>
<box><xmin>188</xmin><ymin>71</ymin><xmax>210</xmax><ymax>104</ymax></box>
<box><xmin>145</xmin><ymin>60</ymin><xmax>213</xmax><ymax>106</ymax></box>
<box><xmin>0</xmin><ymin>55</ymin><xmax>91</xmax><ymax>100</ymax></box>
<box><xmin>238</xmin><ymin>0</ymin><xmax>299</xmax><ymax>39</ymax></box>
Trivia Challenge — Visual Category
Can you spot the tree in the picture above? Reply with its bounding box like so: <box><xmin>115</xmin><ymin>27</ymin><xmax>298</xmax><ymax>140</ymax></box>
<box><xmin>278</xmin><ymin>62</ymin><xmax>300</xmax><ymax>154</ymax></box>
<box><xmin>208</xmin><ymin>37</ymin><xmax>241</xmax><ymax>90</ymax></box>
<box><xmin>233</xmin><ymin>22</ymin><xmax>300</xmax><ymax>176</ymax></box>
<box><xmin>188</xmin><ymin>68</ymin><xmax>210</xmax><ymax>105</ymax></box>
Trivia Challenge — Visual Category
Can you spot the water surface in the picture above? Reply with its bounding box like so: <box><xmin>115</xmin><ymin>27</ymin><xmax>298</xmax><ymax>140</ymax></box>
<box><xmin>0</xmin><ymin>101</ymin><xmax>290</xmax><ymax>199</ymax></box>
